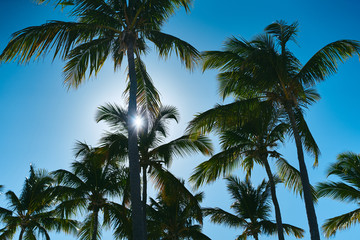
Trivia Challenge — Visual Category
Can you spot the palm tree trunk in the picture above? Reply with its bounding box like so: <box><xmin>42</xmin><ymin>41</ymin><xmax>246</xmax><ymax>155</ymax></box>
<box><xmin>19</xmin><ymin>229</ymin><xmax>24</xmax><ymax>240</ymax></box>
<box><xmin>142</xmin><ymin>165</ymin><xmax>148</xmax><ymax>240</ymax></box>
<box><xmin>262</xmin><ymin>156</ymin><xmax>285</xmax><ymax>240</ymax></box>
<box><xmin>285</xmin><ymin>106</ymin><xmax>320</xmax><ymax>240</ymax></box>
<box><xmin>127</xmin><ymin>37</ymin><xmax>145</xmax><ymax>240</ymax></box>
<box><xmin>92</xmin><ymin>208</ymin><xmax>99</xmax><ymax>240</ymax></box>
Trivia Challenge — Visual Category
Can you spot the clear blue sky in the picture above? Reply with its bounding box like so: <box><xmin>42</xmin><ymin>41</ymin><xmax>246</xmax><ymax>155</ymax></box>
<box><xmin>1</xmin><ymin>0</ymin><xmax>360</xmax><ymax>239</ymax></box>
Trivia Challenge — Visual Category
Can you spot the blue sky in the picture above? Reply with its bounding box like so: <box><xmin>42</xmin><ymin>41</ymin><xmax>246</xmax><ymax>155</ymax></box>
<box><xmin>1</xmin><ymin>0</ymin><xmax>360</xmax><ymax>239</ymax></box>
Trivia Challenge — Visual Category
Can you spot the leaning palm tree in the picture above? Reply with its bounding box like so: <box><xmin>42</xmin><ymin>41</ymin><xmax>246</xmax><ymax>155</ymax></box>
<box><xmin>200</xmin><ymin>20</ymin><xmax>360</xmax><ymax>240</ymax></box>
<box><xmin>317</xmin><ymin>152</ymin><xmax>360</xmax><ymax>237</ymax></box>
<box><xmin>204</xmin><ymin>176</ymin><xmax>304</xmax><ymax>240</ymax></box>
<box><xmin>52</xmin><ymin>142</ymin><xmax>128</xmax><ymax>240</ymax></box>
<box><xmin>147</xmin><ymin>179</ymin><xmax>210</xmax><ymax>240</ymax></box>
<box><xmin>0</xmin><ymin>1</ymin><xmax>199</xmax><ymax>238</ymax></box>
<box><xmin>96</xmin><ymin>102</ymin><xmax>212</xmax><ymax>235</ymax></box>
<box><xmin>0</xmin><ymin>166</ymin><xmax>77</xmax><ymax>239</ymax></box>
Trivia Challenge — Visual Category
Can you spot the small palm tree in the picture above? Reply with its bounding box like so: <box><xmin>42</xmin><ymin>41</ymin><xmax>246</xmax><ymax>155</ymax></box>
<box><xmin>200</xmin><ymin>20</ymin><xmax>360</xmax><ymax>240</ymax></box>
<box><xmin>0</xmin><ymin>1</ymin><xmax>199</xmax><ymax>237</ymax></box>
<box><xmin>317</xmin><ymin>152</ymin><xmax>360</xmax><ymax>237</ymax></box>
<box><xmin>204</xmin><ymin>176</ymin><xmax>304</xmax><ymax>240</ymax></box>
<box><xmin>0</xmin><ymin>166</ymin><xmax>77</xmax><ymax>239</ymax></box>
<box><xmin>147</xmin><ymin>180</ymin><xmax>210</xmax><ymax>240</ymax></box>
<box><xmin>52</xmin><ymin>142</ymin><xmax>128</xmax><ymax>240</ymax></box>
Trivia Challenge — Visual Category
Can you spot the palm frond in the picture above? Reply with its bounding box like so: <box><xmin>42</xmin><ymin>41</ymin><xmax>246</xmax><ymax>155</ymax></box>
<box><xmin>276</xmin><ymin>158</ymin><xmax>318</xmax><ymax>202</ymax></box>
<box><xmin>124</xmin><ymin>58</ymin><xmax>161</xmax><ymax>115</ymax></box>
<box><xmin>317</xmin><ymin>181</ymin><xmax>360</xmax><ymax>202</ymax></box>
<box><xmin>189</xmin><ymin>147</ymin><xmax>241</xmax><ymax>188</ymax></box>
<box><xmin>147</xmin><ymin>30</ymin><xmax>200</xmax><ymax>69</ymax></box>
<box><xmin>322</xmin><ymin>208</ymin><xmax>360</xmax><ymax>237</ymax></box>
<box><xmin>203</xmin><ymin>207</ymin><xmax>244</xmax><ymax>228</ymax></box>
<box><xmin>297</xmin><ymin>40</ymin><xmax>360</xmax><ymax>86</ymax></box>
<box><xmin>63</xmin><ymin>38</ymin><xmax>112</xmax><ymax>88</ymax></box>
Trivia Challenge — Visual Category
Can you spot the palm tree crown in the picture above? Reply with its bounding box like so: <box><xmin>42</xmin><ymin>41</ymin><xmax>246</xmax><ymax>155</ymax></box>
<box><xmin>147</xmin><ymin>180</ymin><xmax>210</xmax><ymax>240</ymax></box>
<box><xmin>204</xmin><ymin>176</ymin><xmax>304</xmax><ymax>240</ymax></box>
<box><xmin>52</xmin><ymin>142</ymin><xmax>128</xmax><ymax>240</ymax></box>
<box><xmin>0</xmin><ymin>166</ymin><xmax>77</xmax><ymax>239</ymax></box>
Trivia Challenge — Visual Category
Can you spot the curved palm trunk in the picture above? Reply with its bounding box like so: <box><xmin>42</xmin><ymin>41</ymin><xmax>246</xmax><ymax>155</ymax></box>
<box><xmin>92</xmin><ymin>208</ymin><xmax>99</xmax><ymax>240</ymax></box>
<box><xmin>127</xmin><ymin>38</ymin><xmax>145</xmax><ymax>240</ymax></box>
<box><xmin>19</xmin><ymin>229</ymin><xmax>24</xmax><ymax>240</ymax></box>
<box><xmin>142</xmin><ymin>165</ymin><xmax>148</xmax><ymax>240</ymax></box>
<box><xmin>285</xmin><ymin>106</ymin><xmax>320</xmax><ymax>240</ymax></box>
<box><xmin>262</xmin><ymin>156</ymin><xmax>285</xmax><ymax>240</ymax></box>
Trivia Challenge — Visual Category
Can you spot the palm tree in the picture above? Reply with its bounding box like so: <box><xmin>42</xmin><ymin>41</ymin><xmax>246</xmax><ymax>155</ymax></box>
<box><xmin>189</xmin><ymin>100</ymin><xmax>304</xmax><ymax>240</ymax></box>
<box><xmin>0</xmin><ymin>166</ymin><xmax>77</xmax><ymax>239</ymax></box>
<box><xmin>317</xmin><ymin>152</ymin><xmax>360</xmax><ymax>237</ymax></box>
<box><xmin>52</xmin><ymin>141</ymin><xmax>128</xmax><ymax>240</ymax></box>
<box><xmin>147</xmin><ymin>179</ymin><xmax>210</xmax><ymax>240</ymax></box>
<box><xmin>200</xmin><ymin>20</ymin><xmax>360</xmax><ymax>240</ymax></box>
<box><xmin>0</xmin><ymin>1</ymin><xmax>199</xmax><ymax>238</ymax></box>
<box><xmin>204</xmin><ymin>176</ymin><xmax>304</xmax><ymax>240</ymax></box>
<box><xmin>96</xmin><ymin>102</ymin><xmax>213</xmax><ymax>236</ymax></box>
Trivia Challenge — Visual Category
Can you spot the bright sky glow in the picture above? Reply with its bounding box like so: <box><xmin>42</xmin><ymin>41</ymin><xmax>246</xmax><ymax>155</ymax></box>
<box><xmin>134</xmin><ymin>115</ymin><xmax>143</xmax><ymax>130</ymax></box>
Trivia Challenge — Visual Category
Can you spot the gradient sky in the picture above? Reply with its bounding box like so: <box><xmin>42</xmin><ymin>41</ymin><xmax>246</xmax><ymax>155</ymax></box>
<box><xmin>1</xmin><ymin>0</ymin><xmax>360</xmax><ymax>239</ymax></box>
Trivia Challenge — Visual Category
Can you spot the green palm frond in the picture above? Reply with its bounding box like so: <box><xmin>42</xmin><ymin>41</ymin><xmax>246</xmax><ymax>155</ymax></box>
<box><xmin>297</xmin><ymin>40</ymin><xmax>360</xmax><ymax>86</ymax></box>
<box><xmin>124</xmin><ymin>58</ymin><xmax>161</xmax><ymax>115</ymax></box>
<box><xmin>322</xmin><ymin>208</ymin><xmax>360</xmax><ymax>237</ymax></box>
<box><xmin>78</xmin><ymin>212</ymin><xmax>102</xmax><ymax>240</ymax></box>
<box><xmin>0</xmin><ymin>21</ymin><xmax>100</xmax><ymax>64</ymax></box>
<box><xmin>147</xmin><ymin>180</ymin><xmax>206</xmax><ymax>240</ymax></box>
<box><xmin>96</xmin><ymin>103</ymin><xmax>128</xmax><ymax>130</ymax></box>
<box><xmin>203</xmin><ymin>207</ymin><xmax>244</xmax><ymax>228</ymax></box>
<box><xmin>327</xmin><ymin>152</ymin><xmax>360</xmax><ymax>186</ymax></box>
<box><xmin>147</xmin><ymin>30</ymin><xmax>200</xmax><ymax>69</ymax></box>
<box><xmin>189</xmin><ymin>147</ymin><xmax>241</xmax><ymax>188</ymax></box>
<box><xmin>317</xmin><ymin>182</ymin><xmax>360</xmax><ymax>202</ymax></box>
<box><xmin>202</xmin><ymin>50</ymin><xmax>245</xmax><ymax>72</ymax></box>
<box><xmin>149</xmin><ymin>166</ymin><xmax>203</xmax><ymax>213</ymax></box>
<box><xmin>293</xmin><ymin>107</ymin><xmax>320</xmax><ymax>166</ymax></box>
<box><xmin>265</xmin><ymin>20</ymin><xmax>299</xmax><ymax>50</ymax></box>
<box><xmin>276</xmin><ymin>158</ymin><xmax>318</xmax><ymax>202</ymax></box>
<box><xmin>149</xmin><ymin>135</ymin><xmax>212</xmax><ymax>167</ymax></box>
<box><xmin>63</xmin><ymin>38</ymin><xmax>112</xmax><ymax>88</ymax></box>
<box><xmin>282</xmin><ymin>223</ymin><xmax>305</xmax><ymax>238</ymax></box>
<box><xmin>187</xmin><ymin>98</ymin><xmax>260</xmax><ymax>135</ymax></box>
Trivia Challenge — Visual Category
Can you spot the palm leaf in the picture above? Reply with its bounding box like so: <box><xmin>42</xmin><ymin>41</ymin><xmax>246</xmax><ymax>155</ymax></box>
<box><xmin>322</xmin><ymin>208</ymin><xmax>360</xmax><ymax>237</ymax></box>
<box><xmin>297</xmin><ymin>40</ymin><xmax>360</xmax><ymax>86</ymax></box>
<box><xmin>147</xmin><ymin>30</ymin><xmax>200</xmax><ymax>69</ymax></box>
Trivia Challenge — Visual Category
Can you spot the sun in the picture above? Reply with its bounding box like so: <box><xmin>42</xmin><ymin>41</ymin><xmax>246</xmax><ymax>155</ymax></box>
<box><xmin>134</xmin><ymin>115</ymin><xmax>143</xmax><ymax>129</ymax></box>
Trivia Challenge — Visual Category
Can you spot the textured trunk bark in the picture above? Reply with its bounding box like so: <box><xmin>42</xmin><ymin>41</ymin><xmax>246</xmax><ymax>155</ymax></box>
<box><xmin>127</xmin><ymin>39</ymin><xmax>145</xmax><ymax>240</ymax></box>
<box><xmin>142</xmin><ymin>165</ymin><xmax>148</xmax><ymax>240</ymax></box>
<box><xmin>262</xmin><ymin>156</ymin><xmax>285</xmax><ymax>240</ymax></box>
<box><xmin>286</xmin><ymin>106</ymin><xmax>320</xmax><ymax>240</ymax></box>
<box><xmin>92</xmin><ymin>209</ymin><xmax>99</xmax><ymax>240</ymax></box>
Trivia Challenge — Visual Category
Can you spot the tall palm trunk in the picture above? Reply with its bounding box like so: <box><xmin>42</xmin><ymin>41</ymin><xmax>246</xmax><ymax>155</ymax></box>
<box><xmin>127</xmin><ymin>37</ymin><xmax>145</xmax><ymax>240</ymax></box>
<box><xmin>142</xmin><ymin>165</ymin><xmax>148</xmax><ymax>240</ymax></box>
<box><xmin>262</xmin><ymin>155</ymin><xmax>285</xmax><ymax>240</ymax></box>
<box><xmin>92</xmin><ymin>208</ymin><xmax>99</xmax><ymax>240</ymax></box>
<box><xmin>19</xmin><ymin>228</ymin><xmax>24</xmax><ymax>240</ymax></box>
<box><xmin>285</xmin><ymin>105</ymin><xmax>320</xmax><ymax>240</ymax></box>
